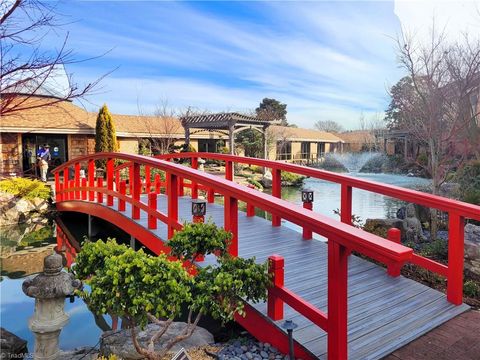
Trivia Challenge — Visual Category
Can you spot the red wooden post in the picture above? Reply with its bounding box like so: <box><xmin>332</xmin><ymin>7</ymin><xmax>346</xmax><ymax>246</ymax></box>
<box><xmin>192</xmin><ymin>212</ymin><xmax>205</xmax><ymax>262</ymax></box>
<box><xmin>63</xmin><ymin>167</ymin><xmax>69</xmax><ymax>192</ymax></box>
<box><xmin>224</xmin><ymin>195</ymin><xmax>238</xmax><ymax>257</ymax></box>
<box><xmin>57</xmin><ymin>183</ymin><xmax>63</xmax><ymax>202</ymax></box>
<box><xmin>225</xmin><ymin>160</ymin><xmax>233</xmax><ymax>181</ymax></box>
<box><xmin>341</xmin><ymin>184</ymin><xmax>353</xmax><ymax>256</ymax></box>
<box><xmin>54</xmin><ymin>172</ymin><xmax>60</xmax><ymax>202</ymax></box>
<box><xmin>148</xmin><ymin>192</ymin><xmax>157</xmax><ymax>230</ymax></box>
<box><xmin>131</xmin><ymin>163</ymin><xmax>141</xmax><ymax>220</ymax></box>
<box><xmin>340</xmin><ymin>184</ymin><xmax>352</xmax><ymax>224</ymax></box>
<box><xmin>167</xmin><ymin>173</ymin><xmax>178</xmax><ymax>239</ymax></box>
<box><xmin>115</xmin><ymin>170</ymin><xmax>120</xmax><ymax>194</ymax></box>
<box><xmin>69</xmin><ymin>180</ymin><xmax>75</xmax><ymax>200</ymax></box>
<box><xmin>154</xmin><ymin>173</ymin><xmax>161</xmax><ymax>194</ymax></box>
<box><xmin>207</xmin><ymin>188</ymin><xmax>215</xmax><ymax>203</ymax></box>
<box><xmin>88</xmin><ymin>159</ymin><xmax>95</xmax><ymax>201</ymax></box>
<box><xmin>267</xmin><ymin>255</ymin><xmax>284</xmax><ymax>321</ymax></box>
<box><xmin>191</xmin><ymin>157</ymin><xmax>198</xmax><ymax>199</ymax></box>
<box><xmin>246</xmin><ymin>184</ymin><xmax>255</xmax><ymax>217</ymax></box>
<box><xmin>272</xmin><ymin>168</ymin><xmax>281</xmax><ymax>226</ymax></box>
<box><xmin>129</xmin><ymin>164</ymin><xmax>134</xmax><ymax>195</ymax></box>
<box><xmin>107</xmin><ymin>158</ymin><xmax>114</xmax><ymax>206</ymax></box>
<box><xmin>179</xmin><ymin>177</ymin><xmax>185</xmax><ymax>197</ymax></box>
<box><xmin>447</xmin><ymin>212</ymin><xmax>465</xmax><ymax>305</ymax></box>
<box><xmin>303</xmin><ymin>202</ymin><xmax>313</xmax><ymax>239</ymax></box>
<box><xmin>81</xmin><ymin>178</ymin><xmax>87</xmax><ymax>200</ymax></box>
<box><xmin>387</xmin><ymin>228</ymin><xmax>402</xmax><ymax>277</ymax></box>
<box><xmin>74</xmin><ymin>163</ymin><xmax>80</xmax><ymax>199</ymax></box>
<box><xmin>327</xmin><ymin>240</ymin><xmax>348</xmax><ymax>360</ymax></box>
<box><xmin>118</xmin><ymin>181</ymin><xmax>126</xmax><ymax>211</ymax></box>
<box><xmin>145</xmin><ymin>165</ymin><xmax>151</xmax><ymax>193</ymax></box>
<box><xmin>97</xmin><ymin>177</ymin><xmax>103</xmax><ymax>203</ymax></box>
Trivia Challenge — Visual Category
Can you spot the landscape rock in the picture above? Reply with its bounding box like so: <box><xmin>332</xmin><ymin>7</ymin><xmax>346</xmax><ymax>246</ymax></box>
<box><xmin>100</xmin><ymin>322</ymin><xmax>214</xmax><ymax>359</ymax></box>
<box><xmin>0</xmin><ymin>328</ymin><xmax>28</xmax><ymax>359</ymax></box>
<box><xmin>59</xmin><ymin>347</ymin><xmax>99</xmax><ymax>360</ymax></box>
<box><xmin>0</xmin><ymin>192</ymin><xmax>51</xmax><ymax>226</ymax></box>
<box><xmin>464</xmin><ymin>223</ymin><xmax>480</xmax><ymax>275</ymax></box>
<box><xmin>260</xmin><ymin>177</ymin><xmax>272</xmax><ymax>189</ymax></box>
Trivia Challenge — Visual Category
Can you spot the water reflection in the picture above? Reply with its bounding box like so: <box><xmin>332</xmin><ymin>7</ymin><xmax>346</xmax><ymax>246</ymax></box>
<box><xmin>0</xmin><ymin>218</ymin><xmax>103</xmax><ymax>351</ymax></box>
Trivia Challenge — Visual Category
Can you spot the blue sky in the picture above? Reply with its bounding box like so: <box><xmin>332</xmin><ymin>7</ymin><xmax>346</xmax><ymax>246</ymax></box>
<box><xmin>31</xmin><ymin>0</ymin><xmax>477</xmax><ymax>129</ymax></box>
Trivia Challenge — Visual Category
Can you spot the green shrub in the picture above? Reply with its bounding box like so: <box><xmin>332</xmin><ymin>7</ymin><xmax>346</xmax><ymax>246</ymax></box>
<box><xmin>168</xmin><ymin>221</ymin><xmax>232</xmax><ymax>261</ymax></box>
<box><xmin>420</xmin><ymin>239</ymin><xmax>448</xmax><ymax>261</ymax></box>
<box><xmin>456</xmin><ymin>160</ymin><xmax>480</xmax><ymax>205</ymax></box>
<box><xmin>464</xmin><ymin>280</ymin><xmax>479</xmax><ymax>298</ymax></box>
<box><xmin>74</xmin><ymin>222</ymin><xmax>270</xmax><ymax>360</ymax></box>
<box><xmin>281</xmin><ymin>171</ymin><xmax>305</xmax><ymax>186</ymax></box>
<box><xmin>246</xmin><ymin>178</ymin><xmax>263</xmax><ymax>190</ymax></box>
<box><xmin>0</xmin><ymin>177</ymin><xmax>51</xmax><ymax>200</ymax></box>
<box><xmin>249</xmin><ymin>165</ymin><xmax>264</xmax><ymax>174</ymax></box>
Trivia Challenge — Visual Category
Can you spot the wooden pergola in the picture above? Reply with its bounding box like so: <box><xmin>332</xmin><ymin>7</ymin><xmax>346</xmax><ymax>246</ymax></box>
<box><xmin>180</xmin><ymin>112</ymin><xmax>275</xmax><ymax>158</ymax></box>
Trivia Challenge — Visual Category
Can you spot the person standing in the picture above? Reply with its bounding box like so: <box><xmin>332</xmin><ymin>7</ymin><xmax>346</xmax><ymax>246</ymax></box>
<box><xmin>38</xmin><ymin>144</ymin><xmax>51</xmax><ymax>182</ymax></box>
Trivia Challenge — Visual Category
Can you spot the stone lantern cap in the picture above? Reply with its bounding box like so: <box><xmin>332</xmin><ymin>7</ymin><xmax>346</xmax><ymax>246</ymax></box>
<box><xmin>22</xmin><ymin>253</ymin><xmax>82</xmax><ymax>299</ymax></box>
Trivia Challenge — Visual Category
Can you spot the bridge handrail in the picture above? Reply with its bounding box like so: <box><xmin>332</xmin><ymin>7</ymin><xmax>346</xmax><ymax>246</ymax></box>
<box><xmin>52</xmin><ymin>152</ymin><xmax>412</xmax><ymax>264</ymax></box>
<box><xmin>152</xmin><ymin>152</ymin><xmax>480</xmax><ymax>221</ymax></box>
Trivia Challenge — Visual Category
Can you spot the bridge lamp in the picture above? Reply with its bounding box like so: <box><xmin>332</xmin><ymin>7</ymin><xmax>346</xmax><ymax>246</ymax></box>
<box><xmin>301</xmin><ymin>189</ymin><xmax>314</xmax><ymax>203</ymax></box>
<box><xmin>281</xmin><ymin>319</ymin><xmax>298</xmax><ymax>360</ymax></box>
<box><xmin>191</xmin><ymin>199</ymin><xmax>207</xmax><ymax>223</ymax></box>
<box><xmin>301</xmin><ymin>189</ymin><xmax>314</xmax><ymax>240</ymax></box>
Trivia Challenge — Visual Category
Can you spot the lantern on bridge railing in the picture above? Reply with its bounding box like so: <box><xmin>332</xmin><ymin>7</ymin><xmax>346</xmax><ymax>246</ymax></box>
<box><xmin>301</xmin><ymin>189</ymin><xmax>314</xmax><ymax>240</ymax></box>
<box><xmin>301</xmin><ymin>189</ymin><xmax>314</xmax><ymax>203</ymax></box>
<box><xmin>191</xmin><ymin>199</ymin><xmax>207</xmax><ymax>223</ymax></box>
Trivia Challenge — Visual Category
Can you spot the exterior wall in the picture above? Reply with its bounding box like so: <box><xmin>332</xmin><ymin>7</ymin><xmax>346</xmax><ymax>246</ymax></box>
<box><xmin>268</xmin><ymin>143</ymin><xmax>277</xmax><ymax>161</ymax></box>
<box><xmin>119</xmin><ymin>138</ymin><xmax>139</xmax><ymax>154</ymax></box>
<box><xmin>310</xmin><ymin>143</ymin><xmax>317</xmax><ymax>157</ymax></box>
<box><xmin>0</xmin><ymin>133</ymin><xmax>21</xmax><ymax>175</ymax></box>
<box><xmin>67</xmin><ymin>135</ymin><xmax>92</xmax><ymax>161</ymax></box>
<box><xmin>291</xmin><ymin>142</ymin><xmax>301</xmax><ymax>160</ymax></box>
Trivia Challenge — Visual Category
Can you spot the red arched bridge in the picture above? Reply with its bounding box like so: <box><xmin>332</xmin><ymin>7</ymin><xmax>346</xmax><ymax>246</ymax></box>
<box><xmin>52</xmin><ymin>152</ymin><xmax>479</xmax><ymax>360</ymax></box>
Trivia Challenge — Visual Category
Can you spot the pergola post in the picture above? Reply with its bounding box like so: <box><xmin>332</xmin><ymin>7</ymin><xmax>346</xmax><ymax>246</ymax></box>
<box><xmin>229</xmin><ymin>123</ymin><xmax>235</xmax><ymax>155</ymax></box>
<box><xmin>263</xmin><ymin>125</ymin><xmax>268</xmax><ymax>160</ymax></box>
<box><xmin>185</xmin><ymin>126</ymin><xmax>190</xmax><ymax>149</ymax></box>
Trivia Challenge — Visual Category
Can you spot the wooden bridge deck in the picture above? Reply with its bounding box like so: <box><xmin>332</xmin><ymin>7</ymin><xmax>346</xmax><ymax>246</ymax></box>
<box><xmin>79</xmin><ymin>195</ymin><xmax>469</xmax><ymax>360</ymax></box>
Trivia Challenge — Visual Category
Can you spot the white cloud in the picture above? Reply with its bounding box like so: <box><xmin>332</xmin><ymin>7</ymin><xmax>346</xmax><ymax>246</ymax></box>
<box><xmin>64</xmin><ymin>1</ymin><xmax>407</xmax><ymax>129</ymax></box>
<box><xmin>395</xmin><ymin>0</ymin><xmax>480</xmax><ymax>43</ymax></box>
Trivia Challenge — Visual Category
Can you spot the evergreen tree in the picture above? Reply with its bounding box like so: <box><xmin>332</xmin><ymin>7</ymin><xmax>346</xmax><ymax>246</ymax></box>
<box><xmin>95</xmin><ymin>104</ymin><xmax>118</xmax><ymax>167</ymax></box>
<box><xmin>255</xmin><ymin>98</ymin><xmax>288</xmax><ymax>126</ymax></box>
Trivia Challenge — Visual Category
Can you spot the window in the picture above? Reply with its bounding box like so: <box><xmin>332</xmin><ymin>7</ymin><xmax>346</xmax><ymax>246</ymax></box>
<box><xmin>317</xmin><ymin>142</ymin><xmax>325</xmax><ymax>157</ymax></box>
<box><xmin>276</xmin><ymin>141</ymin><xmax>291</xmax><ymax>160</ymax></box>
<box><xmin>301</xmin><ymin>142</ymin><xmax>311</xmax><ymax>159</ymax></box>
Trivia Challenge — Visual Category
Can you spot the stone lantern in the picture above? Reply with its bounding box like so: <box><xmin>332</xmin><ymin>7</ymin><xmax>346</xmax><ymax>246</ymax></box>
<box><xmin>22</xmin><ymin>253</ymin><xmax>82</xmax><ymax>360</ymax></box>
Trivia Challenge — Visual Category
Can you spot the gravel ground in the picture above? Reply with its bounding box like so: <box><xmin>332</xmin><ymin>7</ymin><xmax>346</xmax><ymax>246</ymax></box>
<box><xmin>217</xmin><ymin>338</ymin><xmax>294</xmax><ymax>360</ymax></box>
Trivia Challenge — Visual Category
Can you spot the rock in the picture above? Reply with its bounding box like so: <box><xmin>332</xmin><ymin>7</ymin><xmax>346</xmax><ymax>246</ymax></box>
<box><xmin>465</xmin><ymin>223</ymin><xmax>480</xmax><ymax>275</ymax></box>
<box><xmin>241</xmin><ymin>345</ymin><xmax>248</xmax><ymax>352</ymax></box>
<box><xmin>0</xmin><ymin>192</ymin><xmax>51</xmax><ymax>225</ymax></box>
<box><xmin>246</xmin><ymin>352</ymin><xmax>253</xmax><ymax>359</ymax></box>
<box><xmin>260</xmin><ymin>350</ymin><xmax>269</xmax><ymax>358</ymax></box>
<box><xmin>260</xmin><ymin>177</ymin><xmax>272</xmax><ymax>189</ymax></box>
<box><xmin>59</xmin><ymin>347</ymin><xmax>99</xmax><ymax>360</ymax></box>
<box><xmin>0</xmin><ymin>328</ymin><xmax>28</xmax><ymax>358</ymax></box>
<box><xmin>100</xmin><ymin>322</ymin><xmax>214</xmax><ymax>359</ymax></box>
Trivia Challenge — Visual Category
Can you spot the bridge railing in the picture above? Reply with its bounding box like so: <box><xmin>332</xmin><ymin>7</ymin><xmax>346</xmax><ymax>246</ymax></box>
<box><xmin>148</xmin><ymin>152</ymin><xmax>480</xmax><ymax>307</ymax></box>
<box><xmin>51</xmin><ymin>151</ymin><xmax>478</xmax><ymax>359</ymax></box>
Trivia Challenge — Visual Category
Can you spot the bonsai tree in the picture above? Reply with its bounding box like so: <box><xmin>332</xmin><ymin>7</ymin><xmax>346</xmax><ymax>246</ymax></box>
<box><xmin>74</xmin><ymin>222</ymin><xmax>270</xmax><ymax>360</ymax></box>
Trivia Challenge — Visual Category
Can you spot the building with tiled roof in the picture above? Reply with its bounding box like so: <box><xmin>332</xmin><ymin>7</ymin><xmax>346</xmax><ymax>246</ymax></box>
<box><xmin>0</xmin><ymin>96</ymin><xmax>343</xmax><ymax>175</ymax></box>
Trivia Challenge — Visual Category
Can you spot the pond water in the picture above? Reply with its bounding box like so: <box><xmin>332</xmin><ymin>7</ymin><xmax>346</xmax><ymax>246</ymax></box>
<box><xmin>0</xmin><ymin>172</ymin><xmax>429</xmax><ymax>351</ymax></box>
<box><xmin>265</xmin><ymin>172</ymin><xmax>430</xmax><ymax>239</ymax></box>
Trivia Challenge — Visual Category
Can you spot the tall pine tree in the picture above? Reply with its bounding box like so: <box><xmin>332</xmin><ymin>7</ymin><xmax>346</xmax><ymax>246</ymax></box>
<box><xmin>95</xmin><ymin>104</ymin><xmax>118</xmax><ymax>167</ymax></box>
